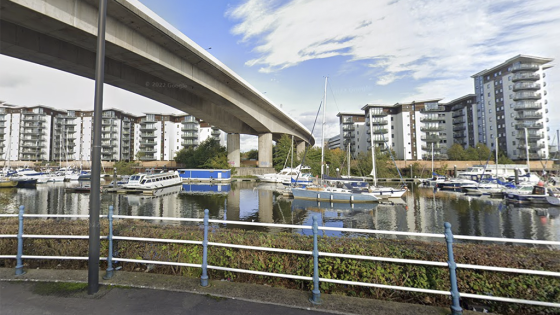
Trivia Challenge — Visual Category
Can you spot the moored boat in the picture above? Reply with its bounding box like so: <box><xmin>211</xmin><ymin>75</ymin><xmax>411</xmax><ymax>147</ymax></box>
<box><xmin>123</xmin><ymin>171</ymin><xmax>182</xmax><ymax>190</ymax></box>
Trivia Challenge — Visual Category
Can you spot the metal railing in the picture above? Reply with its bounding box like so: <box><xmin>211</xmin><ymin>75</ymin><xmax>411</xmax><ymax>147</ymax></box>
<box><xmin>1</xmin><ymin>206</ymin><xmax>559</xmax><ymax>313</ymax></box>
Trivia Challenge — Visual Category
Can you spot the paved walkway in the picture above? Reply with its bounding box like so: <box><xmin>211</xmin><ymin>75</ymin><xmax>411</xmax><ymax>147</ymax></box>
<box><xmin>0</xmin><ymin>268</ymin><xmax>481</xmax><ymax>315</ymax></box>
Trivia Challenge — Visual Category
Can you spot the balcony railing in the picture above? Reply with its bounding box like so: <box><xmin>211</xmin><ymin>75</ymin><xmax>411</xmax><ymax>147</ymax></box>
<box><xmin>453</xmin><ymin>125</ymin><xmax>465</xmax><ymax>132</ymax></box>
<box><xmin>515</xmin><ymin>122</ymin><xmax>543</xmax><ymax>129</ymax></box>
<box><xmin>181</xmin><ymin>132</ymin><xmax>197</xmax><ymax>139</ymax></box>
<box><xmin>516</xmin><ymin>132</ymin><xmax>544</xmax><ymax>140</ymax></box>
<box><xmin>514</xmin><ymin>101</ymin><xmax>541</xmax><ymax>111</ymax></box>
<box><xmin>369</xmin><ymin>109</ymin><xmax>387</xmax><ymax>117</ymax></box>
<box><xmin>515</xmin><ymin>113</ymin><xmax>543</xmax><ymax>120</ymax></box>
<box><xmin>367</xmin><ymin>119</ymin><xmax>388</xmax><ymax>126</ymax></box>
<box><xmin>452</xmin><ymin>111</ymin><xmax>463</xmax><ymax>118</ymax></box>
<box><xmin>512</xmin><ymin>73</ymin><xmax>540</xmax><ymax>82</ymax></box>
<box><xmin>513</xmin><ymin>92</ymin><xmax>541</xmax><ymax>101</ymax></box>
<box><xmin>420</xmin><ymin>126</ymin><xmax>445</xmax><ymax>132</ymax></box>
<box><xmin>342</xmin><ymin>125</ymin><xmax>355</xmax><ymax>131</ymax></box>
<box><xmin>140</xmin><ymin>133</ymin><xmax>157</xmax><ymax>138</ymax></box>
<box><xmin>370</xmin><ymin>128</ymin><xmax>388</xmax><ymax>134</ymax></box>
<box><xmin>421</xmin><ymin>135</ymin><xmax>445</xmax><ymax>142</ymax></box>
<box><xmin>511</xmin><ymin>63</ymin><xmax>539</xmax><ymax>72</ymax></box>
<box><xmin>182</xmin><ymin>140</ymin><xmax>199</xmax><ymax>146</ymax></box>
<box><xmin>512</xmin><ymin>83</ymin><xmax>540</xmax><ymax>91</ymax></box>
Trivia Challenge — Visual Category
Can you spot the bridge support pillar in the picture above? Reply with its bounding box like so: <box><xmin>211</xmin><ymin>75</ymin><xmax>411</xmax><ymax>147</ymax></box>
<box><xmin>296</xmin><ymin>141</ymin><xmax>306</xmax><ymax>160</ymax></box>
<box><xmin>227</xmin><ymin>133</ymin><xmax>240</xmax><ymax>167</ymax></box>
<box><xmin>258</xmin><ymin>133</ymin><xmax>273</xmax><ymax>168</ymax></box>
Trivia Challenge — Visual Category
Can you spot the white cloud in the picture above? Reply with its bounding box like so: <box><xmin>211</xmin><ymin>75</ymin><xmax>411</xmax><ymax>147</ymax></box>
<box><xmin>228</xmin><ymin>0</ymin><xmax>560</xmax><ymax>103</ymax></box>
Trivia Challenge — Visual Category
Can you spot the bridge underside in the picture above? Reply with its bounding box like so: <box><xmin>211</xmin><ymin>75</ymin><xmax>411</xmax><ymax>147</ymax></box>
<box><xmin>0</xmin><ymin>0</ymin><xmax>313</xmax><ymax>145</ymax></box>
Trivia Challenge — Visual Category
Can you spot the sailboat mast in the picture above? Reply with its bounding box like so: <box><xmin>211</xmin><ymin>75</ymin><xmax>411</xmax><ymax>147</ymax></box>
<box><xmin>368</xmin><ymin>106</ymin><xmax>377</xmax><ymax>186</ymax></box>
<box><xmin>347</xmin><ymin>142</ymin><xmax>350</xmax><ymax>176</ymax></box>
<box><xmin>320</xmin><ymin>77</ymin><xmax>327</xmax><ymax>183</ymax></box>
<box><xmin>495</xmin><ymin>137</ymin><xmax>498</xmax><ymax>177</ymax></box>
<box><xmin>525</xmin><ymin>127</ymin><xmax>530</xmax><ymax>173</ymax></box>
<box><xmin>431</xmin><ymin>143</ymin><xmax>434</xmax><ymax>175</ymax></box>
<box><xmin>291</xmin><ymin>135</ymin><xmax>294</xmax><ymax>170</ymax></box>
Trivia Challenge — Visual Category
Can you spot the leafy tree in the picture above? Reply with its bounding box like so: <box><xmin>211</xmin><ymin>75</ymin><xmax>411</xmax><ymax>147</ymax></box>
<box><xmin>174</xmin><ymin>138</ymin><xmax>231</xmax><ymax>169</ymax></box>
<box><xmin>113</xmin><ymin>160</ymin><xmax>140</xmax><ymax>175</ymax></box>
<box><xmin>496</xmin><ymin>149</ymin><xmax>514</xmax><ymax>164</ymax></box>
<box><xmin>447</xmin><ymin>144</ymin><xmax>465</xmax><ymax>160</ymax></box>
<box><xmin>273</xmin><ymin>135</ymin><xmax>295</xmax><ymax>171</ymax></box>
<box><xmin>243</xmin><ymin>149</ymin><xmax>258</xmax><ymax>161</ymax></box>
<box><xmin>475</xmin><ymin>143</ymin><xmax>492</xmax><ymax>163</ymax></box>
<box><xmin>463</xmin><ymin>147</ymin><xmax>478</xmax><ymax>160</ymax></box>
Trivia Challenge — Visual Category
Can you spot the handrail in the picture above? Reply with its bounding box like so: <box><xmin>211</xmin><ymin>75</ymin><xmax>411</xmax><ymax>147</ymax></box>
<box><xmin>1</xmin><ymin>206</ymin><xmax>559</xmax><ymax>312</ymax></box>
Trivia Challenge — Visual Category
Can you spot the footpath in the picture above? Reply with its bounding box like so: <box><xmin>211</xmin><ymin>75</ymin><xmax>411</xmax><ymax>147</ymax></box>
<box><xmin>0</xmin><ymin>268</ymin><xmax>483</xmax><ymax>315</ymax></box>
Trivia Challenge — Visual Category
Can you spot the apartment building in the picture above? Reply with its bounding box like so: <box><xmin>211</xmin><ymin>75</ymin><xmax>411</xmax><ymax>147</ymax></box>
<box><xmin>0</xmin><ymin>104</ymin><xmax>215</xmax><ymax>162</ymax></box>
<box><xmin>335</xmin><ymin>112</ymin><xmax>366</xmax><ymax>156</ymax></box>
<box><xmin>471</xmin><ymin>55</ymin><xmax>553</xmax><ymax>160</ymax></box>
<box><xmin>333</xmin><ymin>55</ymin><xmax>553</xmax><ymax>161</ymax></box>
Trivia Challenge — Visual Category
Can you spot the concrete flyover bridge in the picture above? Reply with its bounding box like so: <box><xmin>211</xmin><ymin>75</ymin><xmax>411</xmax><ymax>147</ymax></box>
<box><xmin>0</xmin><ymin>0</ymin><xmax>314</xmax><ymax>167</ymax></box>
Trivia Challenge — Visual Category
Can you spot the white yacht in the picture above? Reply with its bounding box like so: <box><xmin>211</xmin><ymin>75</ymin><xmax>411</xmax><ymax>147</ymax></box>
<box><xmin>256</xmin><ymin>165</ymin><xmax>312</xmax><ymax>184</ymax></box>
<box><xmin>123</xmin><ymin>171</ymin><xmax>182</xmax><ymax>190</ymax></box>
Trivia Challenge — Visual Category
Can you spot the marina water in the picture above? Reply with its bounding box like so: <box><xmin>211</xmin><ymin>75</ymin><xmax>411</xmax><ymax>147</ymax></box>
<box><xmin>0</xmin><ymin>181</ymin><xmax>558</xmax><ymax>246</ymax></box>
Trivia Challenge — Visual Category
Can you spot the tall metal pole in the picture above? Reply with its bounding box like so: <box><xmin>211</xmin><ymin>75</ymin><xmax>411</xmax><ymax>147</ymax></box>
<box><xmin>524</xmin><ymin>127</ymin><xmax>530</xmax><ymax>173</ymax></box>
<box><xmin>88</xmin><ymin>0</ymin><xmax>107</xmax><ymax>295</ymax></box>
<box><xmin>320</xmin><ymin>77</ymin><xmax>327</xmax><ymax>184</ymax></box>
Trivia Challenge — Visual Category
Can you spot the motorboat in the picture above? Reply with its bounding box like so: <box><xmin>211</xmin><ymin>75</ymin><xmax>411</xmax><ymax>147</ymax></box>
<box><xmin>257</xmin><ymin>165</ymin><xmax>312</xmax><ymax>184</ymax></box>
<box><xmin>122</xmin><ymin>171</ymin><xmax>182</xmax><ymax>190</ymax></box>
<box><xmin>505</xmin><ymin>182</ymin><xmax>560</xmax><ymax>205</ymax></box>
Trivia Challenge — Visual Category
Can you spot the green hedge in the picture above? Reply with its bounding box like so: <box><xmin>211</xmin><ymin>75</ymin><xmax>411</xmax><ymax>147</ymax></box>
<box><xmin>1</xmin><ymin>219</ymin><xmax>558</xmax><ymax>314</ymax></box>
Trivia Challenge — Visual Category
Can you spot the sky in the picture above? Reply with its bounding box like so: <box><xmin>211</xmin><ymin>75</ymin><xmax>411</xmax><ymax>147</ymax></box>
<box><xmin>1</xmin><ymin>0</ymin><xmax>560</xmax><ymax>151</ymax></box>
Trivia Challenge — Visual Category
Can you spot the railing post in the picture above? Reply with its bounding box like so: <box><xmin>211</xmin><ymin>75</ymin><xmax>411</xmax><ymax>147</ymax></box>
<box><xmin>309</xmin><ymin>215</ymin><xmax>321</xmax><ymax>304</ymax></box>
<box><xmin>444</xmin><ymin>222</ymin><xmax>463</xmax><ymax>315</ymax></box>
<box><xmin>200</xmin><ymin>209</ymin><xmax>209</xmax><ymax>287</ymax></box>
<box><xmin>15</xmin><ymin>205</ymin><xmax>26</xmax><ymax>276</ymax></box>
<box><xmin>103</xmin><ymin>205</ymin><xmax>114</xmax><ymax>280</ymax></box>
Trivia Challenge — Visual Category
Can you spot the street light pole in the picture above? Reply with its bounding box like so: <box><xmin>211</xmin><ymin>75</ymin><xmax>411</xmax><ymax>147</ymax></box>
<box><xmin>88</xmin><ymin>0</ymin><xmax>107</xmax><ymax>295</ymax></box>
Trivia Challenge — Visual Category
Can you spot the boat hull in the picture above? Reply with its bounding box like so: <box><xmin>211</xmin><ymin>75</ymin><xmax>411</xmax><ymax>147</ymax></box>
<box><xmin>291</xmin><ymin>187</ymin><xmax>378</xmax><ymax>203</ymax></box>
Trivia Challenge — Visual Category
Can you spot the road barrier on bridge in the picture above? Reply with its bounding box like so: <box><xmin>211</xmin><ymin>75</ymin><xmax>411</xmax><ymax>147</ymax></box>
<box><xmin>1</xmin><ymin>205</ymin><xmax>559</xmax><ymax>314</ymax></box>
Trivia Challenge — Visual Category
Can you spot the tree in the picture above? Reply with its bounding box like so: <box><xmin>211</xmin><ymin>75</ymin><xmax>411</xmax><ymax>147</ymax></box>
<box><xmin>447</xmin><ymin>144</ymin><xmax>465</xmax><ymax>160</ymax></box>
<box><xmin>174</xmin><ymin>138</ymin><xmax>231</xmax><ymax>169</ymax></box>
<box><xmin>272</xmin><ymin>134</ymin><xmax>295</xmax><ymax>171</ymax></box>
<box><xmin>243</xmin><ymin>149</ymin><xmax>258</xmax><ymax>161</ymax></box>
<box><xmin>475</xmin><ymin>143</ymin><xmax>491</xmax><ymax>163</ymax></box>
<box><xmin>113</xmin><ymin>160</ymin><xmax>139</xmax><ymax>175</ymax></box>
<box><xmin>463</xmin><ymin>147</ymin><xmax>478</xmax><ymax>160</ymax></box>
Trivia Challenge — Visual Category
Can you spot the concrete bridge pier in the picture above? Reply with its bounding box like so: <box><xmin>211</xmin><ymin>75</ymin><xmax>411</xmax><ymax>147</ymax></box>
<box><xmin>296</xmin><ymin>141</ymin><xmax>306</xmax><ymax>161</ymax></box>
<box><xmin>227</xmin><ymin>133</ymin><xmax>240</xmax><ymax>167</ymax></box>
<box><xmin>258</xmin><ymin>133</ymin><xmax>273</xmax><ymax>168</ymax></box>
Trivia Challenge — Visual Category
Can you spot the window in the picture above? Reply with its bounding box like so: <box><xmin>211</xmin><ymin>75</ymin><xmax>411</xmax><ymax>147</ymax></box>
<box><xmin>508</xmin><ymin>75</ymin><xmax>511</xmax><ymax>81</ymax></box>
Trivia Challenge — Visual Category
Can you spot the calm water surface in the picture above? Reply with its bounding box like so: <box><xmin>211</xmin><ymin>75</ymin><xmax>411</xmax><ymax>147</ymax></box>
<box><xmin>1</xmin><ymin>181</ymin><xmax>559</xmax><ymax>244</ymax></box>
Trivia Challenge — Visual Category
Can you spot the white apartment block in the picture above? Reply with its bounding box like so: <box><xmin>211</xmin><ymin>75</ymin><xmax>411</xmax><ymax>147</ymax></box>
<box><xmin>333</xmin><ymin>55</ymin><xmax>553</xmax><ymax>162</ymax></box>
<box><xmin>0</xmin><ymin>105</ymin><xmax>218</xmax><ymax>163</ymax></box>
<box><xmin>471</xmin><ymin>55</ymin><xmax>553</xmax><ymax>160</ymax></box>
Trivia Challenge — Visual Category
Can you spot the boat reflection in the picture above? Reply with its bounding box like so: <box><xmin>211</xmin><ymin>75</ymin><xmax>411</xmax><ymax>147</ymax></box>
<box><xmin>181</xmin><ymin>183</ymin><xmax>231</xmax><ymax>194</ymax></box>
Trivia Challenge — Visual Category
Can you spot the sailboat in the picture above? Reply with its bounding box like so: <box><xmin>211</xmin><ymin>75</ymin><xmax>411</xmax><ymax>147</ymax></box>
<box><xmin>365</xmin><ymin>107</ymin><xmax>407</xmax><ymax>199</ymax></box>
<box><xmin>291</xmin><ymin>77</ymin><xmax>378</xmax><ymax>203</ymax></box>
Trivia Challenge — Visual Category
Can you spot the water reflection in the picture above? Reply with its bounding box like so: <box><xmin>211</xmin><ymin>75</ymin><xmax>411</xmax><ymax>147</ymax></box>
<box><xmin>0</xmin><ymin>182</ymin><xmax>558</xmax><ymax>243</ymax></box>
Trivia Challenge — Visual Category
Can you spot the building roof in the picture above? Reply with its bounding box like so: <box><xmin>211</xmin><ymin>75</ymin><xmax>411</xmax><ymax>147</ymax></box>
<box><xmin>471</xmin><ymin>54</ymin><xmax>554</xmax><ymax>78</ymax></box>
<box><xmin>336</xmin><ymin>112</ymin><xmax>364</xmax><ymax>117</ymax></box>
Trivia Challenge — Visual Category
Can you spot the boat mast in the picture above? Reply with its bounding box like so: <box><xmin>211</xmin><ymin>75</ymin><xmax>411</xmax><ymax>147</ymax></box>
<box><xmin>368</xmin><ymin>106</ymin><xmax>377</xmax><ymax>186</ymax></box>
<box><xmin>495</xmin><ymin>137</ymin><xmax>498</xmax><ymax>177</ymax></box>
<box><xmin>320</xmin><ymin>77</ymin><xmax>327</xmax><ymax>184</ymax></box>
<box><xmin>291</xmin><ymin>135</ymin><xmax>294</xmax><ymax>170</ymax></box>
<box><xmin>525</xmin><ymin>127</ymin><xmax>530</xmax><ymax>173</ymax></box>
<box><xmin>431</xmin><ymin>143</ymin><xmax>434</xmax><ymax>175</ymax></box>
<box><xmin>347</xmin><ymin>142</ymin><xmax>350</xmax><ymax>176</ymax></box>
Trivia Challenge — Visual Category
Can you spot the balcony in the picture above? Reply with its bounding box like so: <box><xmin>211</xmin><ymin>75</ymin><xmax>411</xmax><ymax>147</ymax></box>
<box><xmin>421</xmin><ymin>145</ymin><xmax>445</xmax><ymax>151</ymax></box>
<box><xmin>517</xmin><ymin>152</ymin><xmax>543</xmax><ymax>160</ymax></box>
<box><xmin>420</xmin><ymin>115</ymin><xmax>441</xmax><ymax>122</ymax></box>
<box><xmin>516</xmin><ymin>132</ymin><xmax>544</xmax><ymax>140</ymax></box>
<box><xmin>343</xmin><ymin>131</ymin><xmax>354</xmax><ymax>138</ymax></box>
<box><xmin>515</xmin><ymin>112</ymin><xmax>542</xmax><ymax>120</ymax></box>
<box><xmin>182</xmin><ymin>116</ymin><xmax>197</xmax><ymax>123</ymax></box>
<box><xmin>211</xmin><ymin>129</ymin><xmax>221</xmax><ymax>136</ymax></box>
<box><xmin>140</xmin><ymin>154</ymin><xmax>156</xmax><ymax>161</ymax></box>
<box><xmin>511</xmin><ymin>63</ymin><xmax>539</xmax><ymax>72</ymax></box>
<box><xmin>140</xmin><ymin>133</ymin><xmax>157</xmax><ymax>138</ymax></box>
<box><xmin>453</xmin><ymin>125</ymin><xmax>465</xmax><ymax>132</ymax></box>
<box><xmin>370</xmin><ymin>128</ymin><xmax>388</xmax><ymax>134</ymax></box>
<box><xmin>421</xmin><ymin>135</ymin><xmax>445</xmax><ymax>142</ymax></box>
<box><xmin>452</xmin><ymin>111</ymin><xmax>463</xmax><ymax>118</ymax></box>
<box><xmin>139</xmin><ymin>147</ymin><xmax>157</xmax><ymax>153</ymax></box>
<box><xmin>21</xmin><ymin>129</ymin><xmax>45</xmax><ymax>135</ymax></box>
<box><xmin>367</xmin><ymin>119</ymin><xmax>388</xmax><ymax>126</ymax></box>
<box><xmin>513</xmin><ymin>83</ymin><xmax>540</xmax><ymax>91</ymax></box>
<box><xmin>420</xmin><ymin>105</ymin><xmax>445</xmax><ymax>113</ymax></box>
<box><xmin>342</xmin><ymin>125</ymin><xmax>355</xmax><ymax>131</ymax></box>
<box><xmin>182</xmin><ymin>123</ymin><xmax>198</xmax><ymax>131</ymax></box>
<box><xmin>140</xmin><ymin>124</ymin><xmax>157</xmax><ymax>132</ymax></box>
<box><xmin>101</xmin><ymin>119</ymin><xmax>116</xmax><ymax>126</ymax></box>
<box><xmin>21</xmin><ymin>115</ymin><xmax>46</xmax><ymax>122</ymax></box>
<box><xmin>420</xmin><ymin>125</ymin><xmax>445</xmax><ymax>132</ymax></box>
<box><xmin>369</xmin><ymin>109</ymin><xmax>387</xmax><ymax>117</ymax></box>
<box><xmin>453</xmin><ymin>117</ymin><xmax>465</xmax><ymax>124</ymax></box>
<box><xmin>512</xmin><ymin>73</ymin><xmax>540</xmax><ymax>82</ymax></box>
<box><xmin>181</xmin><ymin>132</ymin><xmax>197</xmax><ymax>139</ymax></box>
<box><xmin>181</xmin><ymin>140</ymin><xmax>199</xmax><ymax>146</ymax></box>
<box><xmin>367</xmin><ymin>136</ymin><xmax>386</xmax><ymax>143</ymax></box>
<box><xmin>513</xmin><ymin>92</ymin><xmax>541</xmax><ymax>101</ymax></box>
<box><xmin>515</xmin><ymin>122</ymin><xmax>543</xmax><ymax>129</ymax></box>
<box><xmin>453</xmin><ymin>132</ymin><xmax>465</xmax><ymax>139</ymax></box>
<box><xmin>342</xmin><ymin>117</ymin><xmax>354</xmax><ymax>123</ymax></box>
<box><xmin>514</xmin><ymin>101</ymin><xmax>541</xmax><ymax>111</ymax></box>
<box><xmin>454</xmin><ymin>139</ymin><xmax>467</xmax><ymax>146</ymax></box>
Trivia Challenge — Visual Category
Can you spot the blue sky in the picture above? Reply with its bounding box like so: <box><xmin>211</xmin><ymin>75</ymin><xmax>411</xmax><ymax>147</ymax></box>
<box><xmin>1</xmin><ymin>0</ymin><xmax>560</xmax><ymax>151</ymax></box>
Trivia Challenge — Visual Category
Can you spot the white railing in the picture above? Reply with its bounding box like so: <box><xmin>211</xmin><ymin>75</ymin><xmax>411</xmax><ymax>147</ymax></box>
<box><xmin>1</xmin><ymin>206</ymin><xmax>559</xmax><ymax>312</ymax></box>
